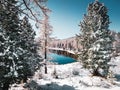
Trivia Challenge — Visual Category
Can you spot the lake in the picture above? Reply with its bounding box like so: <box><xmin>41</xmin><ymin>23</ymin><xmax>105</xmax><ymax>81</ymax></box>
<box><xmin>49</xmin><ymin>53</ymin><xmax>76</xmax><ymax>64</ymax></box>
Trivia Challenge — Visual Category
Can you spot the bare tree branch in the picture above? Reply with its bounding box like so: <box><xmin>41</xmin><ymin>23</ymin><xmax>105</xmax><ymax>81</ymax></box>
<box><xmin>2</xmin><ymin>0</ymin><xmax>40</xmax><ymax>23</ymax></box>
<box><xmin>22</xmin><ymin>0</ymin><xmax>39</xmax><ymax>23</ymax></box>
<box><xmin>34</xmin><ymin>0</ymin><xmax>51</xmax><ymax>17</ymax></box>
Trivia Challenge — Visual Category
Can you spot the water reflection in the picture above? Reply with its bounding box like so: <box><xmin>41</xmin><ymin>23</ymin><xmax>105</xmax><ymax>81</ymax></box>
<box><xmin>49</xmin><ymin>53</ymin><xmax>76</xmax><ymax>64</ymax></box>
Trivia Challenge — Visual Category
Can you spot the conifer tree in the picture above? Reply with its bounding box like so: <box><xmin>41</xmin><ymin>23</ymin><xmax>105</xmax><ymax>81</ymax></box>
<box><xmin>0</xmin><ymin>27</ymin><xmax>10</xmax><ymax>90</ymax></box>
<box><xmin>20</xmin><ymin>16</ymin><xmax>42</xmax><ymax>78</ymax></box>
<box><xmin>0</xmin><ymin>0</ymin><xmax>41</xmax><ymax>89</ymax></box>
<box><xmin>0</xmin><ymin>0</ymin><xmax>21</xmax><ymax>89</ymax></box>
<box><xmin>79</xmin><ymin>0</ymin><xmax>114</xmax><ymax>77</ymax></box>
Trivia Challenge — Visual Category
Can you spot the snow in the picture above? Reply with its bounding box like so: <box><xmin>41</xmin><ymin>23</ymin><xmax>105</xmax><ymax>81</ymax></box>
<box><xmin>13</xmin><ymin>52</ymin><xmax>18</xmax><ymax>59</ymax></box>
<box><xmin>0</xmin><ymin>52</ymin><xmax>5</xmax><ymax>56</ymax></box>
<box><xmin>83</xmin><ymin>87</ymin><xmax>120</xmax><ymax>90</ymax></box>
<box><xmin>10</xmin><ymin>57</ymin><xmax>120</xmax><ymax>90</ymax></box>
<box><xmin>48</xmin><ymin>47</ymin><xmax>78</xmax><ymax>54</ymax></box>
<box><xmin>6</xmin><ymin>46</ymin><xmax>10</xmax><ymax>52</ymax></box>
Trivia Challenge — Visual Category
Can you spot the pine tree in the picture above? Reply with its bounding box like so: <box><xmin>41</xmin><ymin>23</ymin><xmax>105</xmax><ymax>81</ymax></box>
<box><xmin>79</xmin><ymin>0</ymin><xmax>114</xmax><ymax>77</ymax></box>
<box><xmin>20</xmin><ymin>16</ymin><xmax>42</xmax><ymax>78</ymax></box>
<box><xmin>0</xmin><ymin>0</ymin><xmax>20</xmax><ymax>89</ymax></box>
<box><xmin>0</xmin><ymin>0</ymin><xmax>41</xmax><ymax>89</ymax></box>
<box><xmin>0</xmin><ymin>27</ymin><xmax>10</xmax><ymax>90</ymax></box>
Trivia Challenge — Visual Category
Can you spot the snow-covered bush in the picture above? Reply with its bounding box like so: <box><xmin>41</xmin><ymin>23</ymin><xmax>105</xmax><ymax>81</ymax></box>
<box><xmin>72</xmin><ymin>69</ymin><xmax>79</xmax><ymax>76</ymax></box>
<box><xmin>52</xmin><ymin>68</ymin><xmax>59</xmax><ymax>79</ymax></box>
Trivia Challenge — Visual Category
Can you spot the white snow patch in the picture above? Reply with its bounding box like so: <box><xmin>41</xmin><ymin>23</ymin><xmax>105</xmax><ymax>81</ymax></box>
<box><xmin>10</xmin><ymin>56</ymin><xmax>120</xmax><ymax>90</ymax></box>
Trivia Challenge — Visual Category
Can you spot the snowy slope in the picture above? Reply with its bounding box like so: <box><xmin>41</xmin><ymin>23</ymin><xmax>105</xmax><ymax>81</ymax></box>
<box><xmin>10</xmin><ymin>57</ymin><xmax>120</xmax><ymax>90</ymax></box>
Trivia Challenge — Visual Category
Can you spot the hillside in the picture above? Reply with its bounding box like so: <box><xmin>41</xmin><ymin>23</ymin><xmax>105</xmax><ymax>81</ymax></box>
<box><xmin>49</xmin><ymin>31</ymin><xmax>120</xmax><ymax>55</ymax></box>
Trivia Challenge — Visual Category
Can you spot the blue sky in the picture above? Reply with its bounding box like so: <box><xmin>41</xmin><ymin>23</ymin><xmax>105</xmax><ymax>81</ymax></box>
<box><xmin>47</xmin><ymin>0</ymin><xmax>120</xmax><ymax>39</ymax></box>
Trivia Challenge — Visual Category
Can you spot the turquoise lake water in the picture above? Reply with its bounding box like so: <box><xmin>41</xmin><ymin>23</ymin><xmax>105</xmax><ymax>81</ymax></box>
<box><xmin>49</xmin><ymin>53</ymin><xmax>76</xmax><ymax>64</ymax></box>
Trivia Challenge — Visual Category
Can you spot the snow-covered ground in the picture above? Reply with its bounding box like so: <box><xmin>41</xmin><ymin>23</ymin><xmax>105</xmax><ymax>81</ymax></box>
<box><xmin>10</xmin><ymin>57</ymin><xmax>120</xmax><ymax>90</ymax></box>
<box><xmin>48</xmin><ymin>47</ymin><xmax>79</xmax><ymax>54</ymax></box>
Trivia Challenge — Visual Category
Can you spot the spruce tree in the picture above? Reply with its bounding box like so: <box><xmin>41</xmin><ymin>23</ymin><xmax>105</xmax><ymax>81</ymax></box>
<box><xmin>0</xmin><ymin>0</ymin><xmax>20</xmax><ymax>89</ymax></box>
<box><xmin>0</xmin><ymin>27</ymin><xmax>9</xmax><ymax>90</ymax></box>
<box><xmin>79</xmin><ymin>0</ymin><xmax>114</xmax><ymax>77</ymax></box>
<box><xmin>0</xmin><ymin>0</ymin><xmax>41</xmax><ymax>89</ymax></box>
<box><xmin>20</xmin><ymin>16</ymin><xmax>42</xmax><ymax>78</ymax></box>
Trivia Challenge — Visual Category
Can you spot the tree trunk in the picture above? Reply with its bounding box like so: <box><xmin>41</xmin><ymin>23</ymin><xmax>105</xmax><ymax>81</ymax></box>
<box><xmin>93</xmin><ymin>69</ymin><xmax>102</xmax><ymax>77</ymax></box>
<box><xmin>45</xmin><ymin>64</ymin><xmax>47</xmax><ymax>74</ymax></box>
